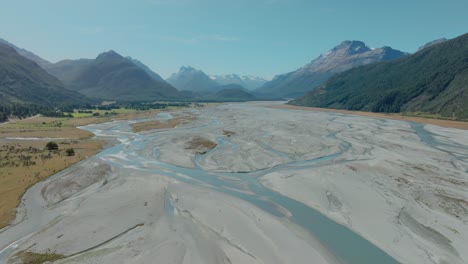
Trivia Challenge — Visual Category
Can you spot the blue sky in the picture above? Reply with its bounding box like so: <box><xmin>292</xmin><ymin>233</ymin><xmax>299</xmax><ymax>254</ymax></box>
<box><xmin>1</xmin><ymin>0</ymin><xmax>467</xmax><ymax>78</ymax></box>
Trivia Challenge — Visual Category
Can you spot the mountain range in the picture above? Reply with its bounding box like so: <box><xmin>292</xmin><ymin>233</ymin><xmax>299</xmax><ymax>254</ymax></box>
<box><xmin>0</xmin><ymin>42</ymin><xmax>87</xmax><ymax>107</ymax></box>
<box><xmin>0</xmin><ymin>38</ymin><xmax>52</xmax><ymax>69</ymax></box>
<box><xmin>209</xmin><ymin>74</ymin><xmax>268</xmax><ymax>90</ymax></box>
<box><xmin>1</xmin><ymin>34</ymin><xmax>466</xmax><ymax>120</ymax></box>
<box><xmin>167</xmin><ymin>66</ymin><xmax>221</xmax><ymax>92</ymax></box>
<box><xmin>44</xmin><ymin>51</ymin><xmax>181</xmax><ymax>101</ymax></box>
<box><xmin>166</xmin><ymin>66</ymin><xmax>258</xmax><ymax>101</ymax></box>
<box><xmin>291</xmin><ymin>33</ymin><xmax>468</xmax><ymax>119</ymax></box>
<box><xmin>255</xmin><ymin>41</ymin><xmax>408</xmax><ymax>99</ymax></box>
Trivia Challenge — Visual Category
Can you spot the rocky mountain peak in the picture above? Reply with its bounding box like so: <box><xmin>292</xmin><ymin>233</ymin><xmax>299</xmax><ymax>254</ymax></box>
<box><xmin>331</xmin><ymin>40</ymin><xmax>371</xmax><ymax>55</ymax></box>
<box><xmin>96</xmin><ymin>50</ymin><xmax>122</xmax><ymax>60</ymax></box>
<box><xmin>180</xmin><ymin>66</ymin><xmax>197</xmax><ymax>72</ymax></box>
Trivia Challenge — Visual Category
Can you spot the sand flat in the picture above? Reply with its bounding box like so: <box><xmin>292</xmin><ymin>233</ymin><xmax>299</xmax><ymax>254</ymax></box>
<box><xmin>272</xmin><ymin>104</ymin><xmax>468</xmax><ymax>130</ymax></box>
<box><xmin>1</xmin><ymin>102</ymin><xmax>466</xmax><ymax>264</ymax></box>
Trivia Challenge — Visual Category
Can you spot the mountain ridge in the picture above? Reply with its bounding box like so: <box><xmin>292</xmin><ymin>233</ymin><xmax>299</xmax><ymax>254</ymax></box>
<box><xmin>0</xmin><ymin>42</ymin><xmax>88</xmax><ymax>106</ymax></box>
<box><xmin>0</xmin><ymin>38</ymin><xmax>52</xmax><ymax>69</ymax></box>
<box><xmin>167</xmin><ymin>66</ymin><xmax>220</xmax><ymax>92</ymax></box>
<box><xmin>44</xmin><ymin>51</ymin><xmax>181</xmax><ymax>101</ymax></box>
<box><xmin>418</xmin><ymin>38</ymin><xmax>448</xmax><ymax>51</ymax></box>
<box><xmin>209</xmin><ymin>74</ymin><xmax>268</xmax><ymax>90</ymax></box>
<box><xmin>126</xmin><ymin>57</ymin><xmax>165</xmax><ymax>82</ymax></box>
<box><xmin>256</xmin><ymin>40</ymin><xmax>408</xmax><ymax>99</ymax></box>
<box><xmin>291</xmin><ymin>33</ymin><xmax>468</xmax><ymax>119</ymax></box>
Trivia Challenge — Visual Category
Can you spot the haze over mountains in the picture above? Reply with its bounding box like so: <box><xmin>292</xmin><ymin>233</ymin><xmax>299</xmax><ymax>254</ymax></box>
<box><xmin>210</xmin><ymin>74</ymin><xmax>268</xmax><ymax>90</ymax></box>
<box><xmin>0</xmin><ymin>38</ymin><xmax>52</xmax><ymax>69</ymax></box>
<box><xmin>0</xmin><ymin>42</ymin><xmax>87</xmax><ymax>106</ymax></box>
<box><xmin>209</xmin><ymin>84</ymin><xmax>255</xmax><ymax>101</ymax></box>
<box><xmin>255</xmin><ymin>41</ymin><xmax>409</xmax><ymax>99</ymax></box>
<box><xmin>0</xmin><ymin>33</ymin><xmax>467</xmax><ymax>119</ymax></box>
<box><xmin>44</xmin><ymin>51</ymin><xmax>181</xmax><ymax>101</ymax></box>
<box><xmin>292</xmin><ymin>33</ymin><xmax>468</xmax><ymax>119</ymax></box>
<box><xmin>167</xmin><ymin>66</ymin><xmax>220</xmax><ymax>92</ymax></box>
<box><xmin>166</xmin><ymin>66</ymin><xmax>258</xmax><ymax>100</ymax></box>
<box><xmin>126</xmin><ymin>57</ymin><xmax>165</xmax><ymax>83</ymax></box>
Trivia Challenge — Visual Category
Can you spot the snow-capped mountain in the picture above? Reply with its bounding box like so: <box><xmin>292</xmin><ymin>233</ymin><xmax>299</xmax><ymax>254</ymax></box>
<box><xmin>209</xmin><ymin>74</ymin><xmax>269</xmax><ymax>90</ymax></box>
<box><xmin>167</xmin><ymin>66</ymin><xmax>220</xmax><ymax>92</ymax></box>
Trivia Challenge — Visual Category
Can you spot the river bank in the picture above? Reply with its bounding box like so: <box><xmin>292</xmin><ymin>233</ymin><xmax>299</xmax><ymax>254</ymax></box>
<box><xmin>0</xmin><ymin>108</ymin><xmax>177</xmax><ymax>229</ymax></box>
<box><xmin>1</xmin><ymin>102</ymin><xmax>466</xmax><ymax>264</ymax></box>
<box><xmin>272</xmin><ymin>104</ymin><xmax>468</xmax><ymax>130</ymax></box>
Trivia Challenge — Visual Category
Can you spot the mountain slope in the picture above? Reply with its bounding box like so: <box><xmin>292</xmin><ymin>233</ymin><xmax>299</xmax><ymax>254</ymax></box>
<box><xmin>291</xmin><ymin>33</ymin><xmax>468</xmax><ymax>119</ymax></box>
<box><xmin>418</xmin><ymin>38</ymin><xmax>447</xmax><ymax>51</ymax></box>
<box><xmin>0</xmin><ymin>42</ymin><xmax>87</xmax><ymax>106</ymax></box>
<box><xmin>167</xmin><ymin>66</ymin><xmax>220</xmax><ymax>92</ymax></box>
<box><xmin>126</xmin><ymin>57</ymin><xmax>165</xmax><ymax>82</ymax></box>
<box><xmin>256</xmin><ymin>41</ymin><xmax>408</xmax><ymax>98</ymax></box>
<box><xmin>0</xmin><ymin>38</ymin><xmax>52</xmax><ymax>69</ymax></box>
<box><xmin>45</xmin><ymin>59</ymin><xmax>93</xmax><ymax>86</ymax></box>
<box><xmin>46</xmin><ymin>51</ymin><xmax>180</xmax><ymax>101</ymax></box>
<box><xmin>210</xmin><ymin>84</ymin><xmax>255</xmax><ymax>101</ymax></box>
<box><xmin>210</xmin><ymin>74</ymin><xmax>268</xmax><ymax>90</ymax></box>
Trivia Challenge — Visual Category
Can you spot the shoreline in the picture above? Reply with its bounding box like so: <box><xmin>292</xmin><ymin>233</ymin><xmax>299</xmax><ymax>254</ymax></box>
<box><xmin>270</xmin><ymin>104</ymin><xmax>468</xmax><ymax>130</ymax></box>
<box><xmin>0</xmin><ymin>136</ymin><xmax>104</xmax><ymax>230</ymax></box>
<box><xmin>0</xmin><ymin>109</ymin><xmax>165</xmax><ymax>229</ymax></box>
<box><xmin>0</xmin><ymin>106</ymin><xmax>194</xmax><ymax>230</ymax></box>
<box><xmin>1</xmin><ymin>102</ymin><xmax>465</xmax><ymax>263</ymax></box>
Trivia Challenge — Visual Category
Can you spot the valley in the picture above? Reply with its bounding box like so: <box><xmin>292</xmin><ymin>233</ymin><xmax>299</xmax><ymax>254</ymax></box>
<box><xmin>0</xmin><ymin>102</ymin><xmax>466</xmax><ymax>264</ymax></box>
<box><xmin>0</xmin><ymin>3</ymin><xmax>467</xmax><ymax>263</ymax></box>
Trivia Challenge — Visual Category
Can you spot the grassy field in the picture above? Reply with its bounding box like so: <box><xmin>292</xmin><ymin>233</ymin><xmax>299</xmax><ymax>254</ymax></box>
<box><xmin>0</xmin><ymin>117</ymin><xmax>103</xmax><ymax>228</ymax></box>
<box><xmin>0</xmin><ymin>139</ymin><xmax>103</xmax><ymax>228</ymax></box>
<box><xmin>11</xmin><ymin>251</ymin><xmax>65</xmax><ymax>264</ymax></box>
<box><xmin>0</xmin><ymin>108</ymin><xmax>172</xmax><ymax>229</ymax></box>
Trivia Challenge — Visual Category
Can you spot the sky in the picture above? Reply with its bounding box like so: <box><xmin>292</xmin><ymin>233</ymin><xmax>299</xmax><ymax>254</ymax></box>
<box><xmin>1</xmin><ymin>0</ymin><xmax>467</xmax><ymax>79</ymax></box>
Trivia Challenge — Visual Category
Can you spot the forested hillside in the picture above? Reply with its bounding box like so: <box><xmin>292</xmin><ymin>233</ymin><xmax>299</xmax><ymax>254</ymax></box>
<box><xmin>291</xmin><ymin>33</ymin><xmax>468</xmax><ymax>119</ymax></box>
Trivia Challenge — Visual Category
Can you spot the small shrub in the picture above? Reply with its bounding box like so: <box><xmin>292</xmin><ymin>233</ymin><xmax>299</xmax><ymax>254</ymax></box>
<box><xmin>45</xmin><ymin>142</ymin><xmax>58</xmax><ymax>151</ymax></box>
<box><xmin>65</xmin><ymin>148</ymin><xmax>75</xmax><ymax>156</ymax></box>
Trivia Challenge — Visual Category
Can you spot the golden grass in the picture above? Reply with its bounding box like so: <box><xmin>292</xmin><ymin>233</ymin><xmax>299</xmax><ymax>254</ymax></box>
<box><xmin>271</xmin><ymin>104</ymin><xmax>468</xmax><ymax>130</ymax></box>
<box><xmin>0</xmin><ymin>115</ymin><xmax>111</xmax><ymax>229</ymax></box>
<box><xmin>0</xmin><ymin>117</ymin><xmax>92</xmax><ymax>139</ymax></box>
<box><xmin>186</xmin><ymin>136</ymin><xmax>217</xmax><ymax>154</ymax></box>
<box><xmin>0</xmin><ymin>140</ymin><xmax>102</xmax><ymax>228</ymax></box>
<box><xmin>131</xmin><ymin>117</ymin><xmax>192</xmax><ymax>133</ymax></box>
<box><xmin>13</xmin><ymin>251</ymin><xmax>65</xmax><ymax>264</ymax></box>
